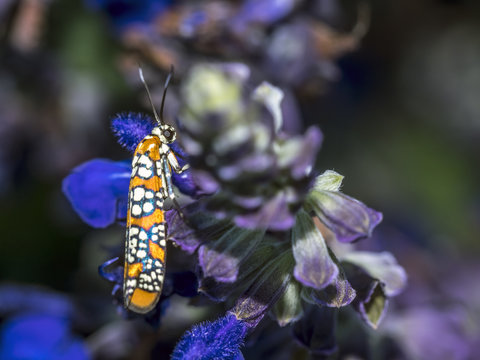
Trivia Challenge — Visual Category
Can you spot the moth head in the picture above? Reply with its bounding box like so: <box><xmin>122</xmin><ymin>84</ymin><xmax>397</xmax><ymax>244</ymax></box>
<box><xmin>156</xmin><ymin>124</ymin><xmax>176</xmax><ymax>144</ymax></box>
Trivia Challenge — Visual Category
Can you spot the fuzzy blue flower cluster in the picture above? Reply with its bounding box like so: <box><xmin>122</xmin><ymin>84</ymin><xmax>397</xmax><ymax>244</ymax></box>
<box><xmin>171</xmin><ymin>314</ymin><xmax>247</xmax><ymax>360</ymax></box>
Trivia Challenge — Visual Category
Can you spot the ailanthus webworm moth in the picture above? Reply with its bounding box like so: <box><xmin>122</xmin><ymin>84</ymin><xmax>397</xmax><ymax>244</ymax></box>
<box><xmin>123</xmin><ymin>67</ymin><xmax>189</xmax><ymax>314</ymax></box>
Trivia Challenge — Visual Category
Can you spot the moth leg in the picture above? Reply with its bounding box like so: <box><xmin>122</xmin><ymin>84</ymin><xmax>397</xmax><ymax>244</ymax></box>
<box><xmin>162</xmin><ymin>156</ymin><xmax>175</xmax><ymax>199</ymax></box>
<box><xmin>166</xmin><ymin>148</ymin><xmax>190</xmax><ymax>174</ymax></box>
<box><xmin>172</xmin><ymin>198</ymin><xmax>187</xmax><ymax>222</ymax></box>
<box><xmin>178</xmin><ymin>164</ymin><xmax>190</xmax><ymax>173</ymax></box>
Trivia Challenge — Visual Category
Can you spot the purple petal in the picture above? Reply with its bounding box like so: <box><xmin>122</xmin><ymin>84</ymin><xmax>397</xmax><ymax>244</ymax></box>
<box><xmin>199</xmin><ymin>241</ymin><xmax>278</xmax><ymax>302</ymax></box>
<box><xmin>218</xmin><ymin>154</ymin><xmax>275</xmax><ymax>181</ymax></box>
<box><xmin>165</xmin><ymin>208</ymin><xmax>200</xmax><ymax>254</ymax></box>
<box><xmin>234</xmin><ymin>0</ymin><xmax>296</xmax><ymax>28</ymax></box>
<box><xmin>292</xmin><ymin>210</ymin><xmax>338</xmax><ymax>290</ymax></box>
<box><xmin>189</xmin><ymin>170</ymin><xmax>220</xmax><ymax>195</ymax></box>
<box><xmin>199</xmin><ymin>226</ymin><xmax>264</xmax><ymax>283</ymax></box>
<box><xmin>172</xmin><ymin>167</ymin><xmax>204</xmax><ymax>199</ymax></box>
<box><xmin>234</xmin><ymin>192</ymin><xmax>295</xmax><ymax>231</ymax></box>
<box><xmin>231</xmin><ymin>250</ymin><xmax>294</xmax><ymax>328</ymax></box>
<box><xmin>289</xmin><ymin>126</ymin><xmax>323</xmax><ymax>180</ymax></box>
<box><xmin>307</xmin><ymin>190</ymin><xmax>383</xmax><ymax>243</ymax></box>
<box><xmin>62</xmin><ymin>159</ymin><xmax>130</xmax><ymax>228</ymax></box>
<box><xmin>166</xmin><ymin>202</ymin><xmax>230</xmax><ymax>254</ymax></box>
<box><xmin>168</xmin><ymin>141</ymin><xmax>203</xmax><ymax>198</ymax></box>
<box><xmin>341</xmin><ymin>251</ymin><xmax>407</xmax><ymax>297</ymax></box>
<box><xmin>232</xmin><ymin>195</ymin><xmax>264</xmax><ymax>209</ymax></box>
<box><xmin>111</xmin><ymin>113</ymin><xmax>154</xmax><ymax>152</ymax></box>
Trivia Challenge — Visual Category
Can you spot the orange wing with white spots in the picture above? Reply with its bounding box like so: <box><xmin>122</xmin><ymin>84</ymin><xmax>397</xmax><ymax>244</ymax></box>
<box><xmin>124</xmin><ymin>135</ymin><xmax>168</xmax><ymax>314</ymax></box>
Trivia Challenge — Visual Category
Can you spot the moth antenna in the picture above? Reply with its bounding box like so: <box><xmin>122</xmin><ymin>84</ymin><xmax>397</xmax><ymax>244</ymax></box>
<box><xmin>138</xmin><ymin>67</ymin><xmax>163</xmax><ymax>126</ymax></box>
<box><xmin>159</xmin><ymin>65</ymin><xmax>174</xmax><ymax>126</ymax></box>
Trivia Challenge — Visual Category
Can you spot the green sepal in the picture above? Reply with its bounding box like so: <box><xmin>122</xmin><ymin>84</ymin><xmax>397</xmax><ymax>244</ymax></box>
<box><xmin>272</xmin><ymin>279</ymin><xmax>304</xmax><ymax>327</ymax></box>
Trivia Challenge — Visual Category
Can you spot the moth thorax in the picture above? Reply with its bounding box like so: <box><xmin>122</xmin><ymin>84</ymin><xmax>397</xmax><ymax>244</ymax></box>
<box><xmin>152</xmin><ymin>125</ymin><xmax>176</xmax><ymax>144</ymax></box>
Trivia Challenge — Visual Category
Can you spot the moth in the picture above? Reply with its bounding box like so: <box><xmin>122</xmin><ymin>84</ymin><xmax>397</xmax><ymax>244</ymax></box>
<box><xmin>123</xmin><ymin>67</ymin><xmax>188</xmax><ymax>313</ymax></box>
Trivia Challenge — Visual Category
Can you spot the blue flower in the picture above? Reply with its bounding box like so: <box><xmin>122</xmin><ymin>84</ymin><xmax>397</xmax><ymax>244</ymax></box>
<box><xmin>171</xmin><ymin>313</ymin><xmax>247</xmax><ymax>360</ymax></box>
<box><xmin>85</xmin><ymin>0</ymin><xmax>173</xmax><ymax>30</ymax></box>
<box><xmin>62</xmin><ymin>113</ymin><xmax>200</xmax><ymax>228</ymax></box>
<box><xmin>0</xmin><ymin>286</ymin><xmax>89</xmax><ymax>360</ymax></box>
<box><xmin>0</xmin><ymin>313</ymin><xmax>89</xmax><ymax>360</ymax></box>
<box><xmin>62</xmin><ymin>159</ymin><xmax>131</xmax><ymax>228</ymax></box>
<box><xmin>0</xmin><ymin>284</ymin><xmax>73</xmax><ymax>319</ymax></box>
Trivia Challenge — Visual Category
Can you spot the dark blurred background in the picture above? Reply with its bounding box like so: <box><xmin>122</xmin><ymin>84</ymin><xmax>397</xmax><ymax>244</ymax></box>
<box><xmin>0</xmin><ymin>0</ymin><xmax>479</xmax><ymax>358</ymax></box>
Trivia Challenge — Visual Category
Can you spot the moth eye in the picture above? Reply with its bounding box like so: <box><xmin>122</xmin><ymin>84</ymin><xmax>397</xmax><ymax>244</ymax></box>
<box><xmin>164</xmin><ymin>130</ymin><xmax>171</xmax><ymax>138</ymax></box>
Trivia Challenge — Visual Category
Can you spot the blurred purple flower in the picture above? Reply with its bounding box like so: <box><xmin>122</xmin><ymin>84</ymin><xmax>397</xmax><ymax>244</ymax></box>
<box><xmin>384</xmin><ymin>307</ymin><xmax>471</xmax><ymax>360</ymax></box>
<box><xmin>180</xmin><ymin>64</ymin><xmax>322</xmax><ymax>231</ymax></box>
<box><xmin>116</xmin><ymin>0</ymin><xmax>363</xmax><ymax>94</ymax></box>
<box><xmin>263</xmin><ymin>22</ymin><xmax>320</xmax><ymax>87</ymax></box>
<box><xmin>0</xmin><ymin>313</ymin><xmax>90</xmax><ymax>360</ymax></box>
<box><xmin>171</xmin><ymin>313</ymin><xmax>247</xmax><ymax>360</ymax></box>
<box><xmin>233</xmin><ymin>0</ymin><xmax>298</xmax><ymax>29</ymax></box>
